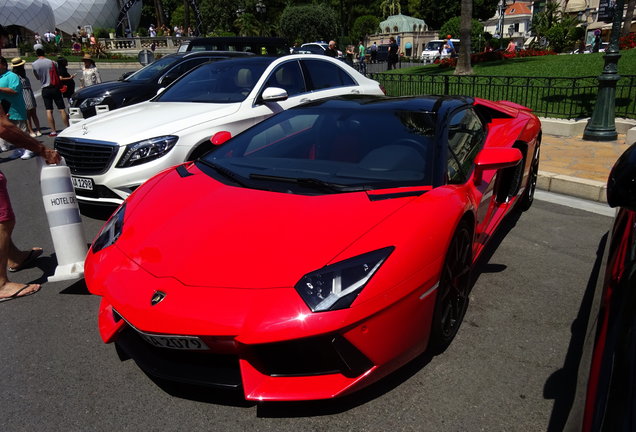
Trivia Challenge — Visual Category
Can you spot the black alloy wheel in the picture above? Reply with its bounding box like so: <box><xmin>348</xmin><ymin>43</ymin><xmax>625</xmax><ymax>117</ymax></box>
<box><xmin>430</xmin><ymin>220</ymin><xmax>473</xmax><ymax>351</ymax></box>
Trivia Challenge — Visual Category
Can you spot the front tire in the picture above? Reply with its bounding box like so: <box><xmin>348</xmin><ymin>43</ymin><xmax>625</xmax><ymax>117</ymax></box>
<box><xmin>430</xmin><ymin>220</ymin><xmax>473</xmax><ymax>351</ymax></box>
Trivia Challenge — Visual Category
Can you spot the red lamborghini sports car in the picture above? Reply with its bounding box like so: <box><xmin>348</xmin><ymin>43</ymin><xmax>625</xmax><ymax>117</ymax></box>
<box><xmin>85</xmin><ymin>95</ymin><xmax>541</xmax><ymax>401</ymax></box>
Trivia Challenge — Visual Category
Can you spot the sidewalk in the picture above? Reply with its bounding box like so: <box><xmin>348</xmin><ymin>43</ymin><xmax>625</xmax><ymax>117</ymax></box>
<box><xmin>538</xmin><ymin>131</ymin><xmax>632</xmax><ymax>203</ymax></box>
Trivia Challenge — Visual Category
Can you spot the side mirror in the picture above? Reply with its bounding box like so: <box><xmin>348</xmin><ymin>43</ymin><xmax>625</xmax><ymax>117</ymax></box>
<box><xmin>261</xmin><ymin>87</ymin><xmax>288</xmax><ymax>103</ymax></box>
<box><xmin>159</xmin><ymin>73</ymin><xmax>179</xmax><ymax>86</ymax></box>
<box><xmin>210</xmin><ymin>131</ymin><xmax>232</xmax><ymax>146</ymax></box>
<box><xmin>473</xmin><ymin>147</ymin><xmax>523</xmax><ymax>185</ymax></box>
<box><xmin>156</xmin><ymin>87</ymin><xmax>166</xmax><ymax>96</ymax></box>
<box><xmin>607</xmin><ymin>143</ymin><xmax>636</xmax><ymax>210</ymax></box>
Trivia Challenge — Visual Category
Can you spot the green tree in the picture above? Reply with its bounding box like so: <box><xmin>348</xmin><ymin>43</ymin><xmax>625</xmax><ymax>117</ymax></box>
<box><xmin>439</xmin><ymin>16</ymin><xmax>484</xmax><ymax>51</ymax></box>
<box><xmin>531</xmin><ymin>0</ymin><xmax>561</xmax><ymax>41</ymax></box>
<box><xmin>234</xmin><ymin>12</ymin><xmax>260</xmax><ymax>36</ymax></box>
<box><xmin>351</xmin><ymin>15</ymin><xmax>381</xmax><ymax>39</ymax></box>
<box><xmin>278</xmin><ymin>4</ymin><xmax>339</xmax><ymax>43</ymax></box>
<box><xmin>543</xmin><ymin>16</ymin><xmax>580</xmax><ymax>52</ymax></box>
<box><xmin>418</xmin><ymin>0</ymin><xmax>499</xmax><ymax>31</ymax></box>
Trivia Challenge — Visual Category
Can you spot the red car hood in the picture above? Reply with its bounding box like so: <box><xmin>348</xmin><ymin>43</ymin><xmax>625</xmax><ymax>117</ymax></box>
<box><xmin>118</xmin><ymin>164</ymin><xmax>413</xmax><ymax>288</ymax></box>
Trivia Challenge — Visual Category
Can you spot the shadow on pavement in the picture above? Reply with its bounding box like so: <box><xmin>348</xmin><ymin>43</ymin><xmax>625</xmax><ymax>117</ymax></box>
<box><xmin>544</xmin><ymin>232</ymin><xmax>607</xmax><ymax>431</ymax></box>
<box><xmin>58</xmin><ymin>278</ymin><xmax>91</xmax><ymax>295</ymax></box>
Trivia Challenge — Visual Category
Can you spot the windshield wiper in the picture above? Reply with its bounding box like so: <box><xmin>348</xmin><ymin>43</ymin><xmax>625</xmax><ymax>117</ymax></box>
<box><xmin>249</xmin><ymin>173</ymin><xmax>370</xmax><ymax>193</ymax></box>
<box><xmin>197</xmin><ymin>160</ymin><xmax>249</xmax><ymax>187</ymax></box>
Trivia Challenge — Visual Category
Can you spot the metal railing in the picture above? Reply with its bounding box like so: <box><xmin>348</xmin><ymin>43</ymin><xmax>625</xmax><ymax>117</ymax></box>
<box><xmin>368</xmin><ymin>72</ymin><xmax>636</xmax><ymax>119</ymax></box>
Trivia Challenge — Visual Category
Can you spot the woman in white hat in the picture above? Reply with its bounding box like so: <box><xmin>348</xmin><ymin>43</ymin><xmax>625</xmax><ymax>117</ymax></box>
<box><xmin>10</xmin><ymin>57</ymin><xmax>41</xmax><ymax>139</ymax></box>
<box><xmin>80</xmin><ymin>54</ymin><xmax>101</xmax><ymax>88</ymax></box>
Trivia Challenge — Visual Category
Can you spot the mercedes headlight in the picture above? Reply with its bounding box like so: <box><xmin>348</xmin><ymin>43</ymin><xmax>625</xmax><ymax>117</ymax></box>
<box><xmin>116</xmin><ymin>136</ymin><xmax>178</xmax><ymax>168</ymax></box>
<box><xmin>295</xmin><ymin>247</ymin><xmax>394</xmax><ymax>312</ymax></box>
<box><xmin>79</xmin><ymin>96</ymin><xmax>106</xmax><ymax>109</ymax></box>
<box><xmin>92</xmin><ymin>204</ymin><xmax>126</xmax><ymax>253</ymax></box>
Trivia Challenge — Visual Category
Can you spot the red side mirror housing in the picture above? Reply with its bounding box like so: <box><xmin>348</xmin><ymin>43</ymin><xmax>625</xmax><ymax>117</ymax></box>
<box><xmin>210</xmin><ymin>131</ymin><xmax>232</xmax><ymax>146</ymax></box>
<box><xmin>473</xmin><ymin>147</ymin><xmax>523</xmax><ymax>185</ymax></box>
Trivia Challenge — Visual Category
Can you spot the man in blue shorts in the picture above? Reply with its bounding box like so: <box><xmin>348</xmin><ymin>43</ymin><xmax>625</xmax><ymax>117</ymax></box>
<box><xmin>31</xmin><ymin>49</ymin><xmax>68</xmax><ymax>136</ymax></box>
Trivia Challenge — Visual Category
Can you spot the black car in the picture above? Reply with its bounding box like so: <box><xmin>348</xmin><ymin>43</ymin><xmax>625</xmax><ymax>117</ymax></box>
<box><xmin>69</xmin><ymin>51</ymin><xmax>253</xmax><ymax>118</ymax></box>
<box><xmin>177</xmin><ymin>36</ymin><xmax>289</xmax><ymax>56</ymax></box>
<box><xmin>564</xmin><ymin>142</ymin><xmax>636</xmax><ymax>431</ymax></box>
<box><xmin>367</xmin><ymin>44</ymin><xmax>390</xmax><ymax>62</ymax></box>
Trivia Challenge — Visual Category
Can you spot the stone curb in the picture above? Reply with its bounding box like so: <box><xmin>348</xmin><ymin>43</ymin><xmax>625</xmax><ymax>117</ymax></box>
<box><xmin>537</xmin><ymin>170</ymin><xmax>607</xmax><ymax>203</ymax></box>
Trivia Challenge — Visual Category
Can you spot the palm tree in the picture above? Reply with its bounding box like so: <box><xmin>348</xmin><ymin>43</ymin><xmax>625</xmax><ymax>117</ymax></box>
<box><xmin>234</xmin><ymin>12</ymin><xmax>259</xmax><ymax>36</ymax></box>
<box><xmin>623</xmin><ymin>0</ymin><xmax>635</xmax><ymax>36</ymax></box>
<box><xmin>455</xmin><ymin>0</ymin><xmax>473</xmax><ymax>75</ymax></box>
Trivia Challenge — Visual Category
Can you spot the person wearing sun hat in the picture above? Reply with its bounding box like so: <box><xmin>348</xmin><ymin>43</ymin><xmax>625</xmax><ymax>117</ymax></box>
<box><xmin>80</xmin><ymin>53</ymin><xmax>101</xmax><ymax>88</ymax></box>
<box><xmin>0</xmin><ymin>55</ymin><xmax>29</xmax><ymax>158</ymax></box>
<box><xmin>10</xmin><ymin>57</ymin><xmax>41</xmax><ymax>145</ymax></box>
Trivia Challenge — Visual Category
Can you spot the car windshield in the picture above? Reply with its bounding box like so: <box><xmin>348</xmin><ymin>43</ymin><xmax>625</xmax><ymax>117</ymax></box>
<box><xmin>200</xmin><ymin>105</ymin><xmax>436</xmax><ymax>194</ymax></box>
<box><xmin>124</xmin><ymin>56</ymin><xmax>181</xmax><ymax>82</ymax></box>
<box><xmin>425</xmin><ymin>41</ymin><xmax>443</xmax><ymax>51</ymax></box>
<box><xmin>154</xmin><ymin>58</ymin><xmax>271</xmax><ymax>103</ymax></box>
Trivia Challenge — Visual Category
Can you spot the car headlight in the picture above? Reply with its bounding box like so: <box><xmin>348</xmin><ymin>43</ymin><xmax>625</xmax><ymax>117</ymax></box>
<box><xmin>92</xmin><ymin>203</ymin><xmax>126</xmax><ymax>253</ymax></box>
<box><xmin>295</xmin><ymin>247</ymin><xmax>394</xmax><ymax>312</ymax></box>
<box><xmin>79</xmin><ymin>96</ymin><xmax>106</xmax><ymax>109</ymax></box>
<box><xmin>116</xmin><ymin>136</ymin><xmax>178</xmax><ymax>168</ymax></box>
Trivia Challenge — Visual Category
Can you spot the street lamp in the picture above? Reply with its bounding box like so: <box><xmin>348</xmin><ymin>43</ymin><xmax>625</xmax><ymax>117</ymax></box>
<box><xmin>496</xmin><ymin>0</ymin><xmax>516</xmax><ymax>39</ymax></box>
<box><xmin>255</xmin><ymin>1</ymin><xmax>266</xmax><ymax>37</ymax></box>
<box><xmin>583</xmin><ymin>0</ymin><xmax>625</xmax><ymax>141</ymax></box>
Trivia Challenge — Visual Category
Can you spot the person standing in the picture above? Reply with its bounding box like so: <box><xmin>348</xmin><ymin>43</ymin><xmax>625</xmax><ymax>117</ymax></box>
<box><xmin>324</xmin><ymin>40</ymin><xmax>338</xmax><ymax>57</ymax></box>
<box><xmin>0</xmin><ymin>36</ymin><xmax>61</xmax><ymax>302</ymax></box>
<box><xmin>370</xmin><ymin>42</ymin><xmax>378</xmax><ymax>63</ymax></box>
<box><xmin>357</xmin><ymin>40</ymin><xmax>366</xmax><ymax>74</ymax></box>
<box><xmin>592</xmin><ymin>30</ymin><xmax>602</xmax><ymax>52</ymax></box>
<box><xmin>56</xmin><ymin>57</ymin><xmax>76</xmax><ymax>104</ymax></box>
<box><xmin>387</xmin><ymin>36</ymin><xmax>399</xmax><ymax>70</ymax></box>
<box><xmin>79</xmin><ymin>54</ymin><xmax>101</xmax><ymax>88</ymax></box>
<box><xmin>0</xmin><ymin>56</ymin><xmax>29</xmax><ymax>158</ymax></box>
<box><xmin>10</xmin><ymin>57</ymin><xmax>42</xmax><ymax>147</ymax></box>
<box><xmin>31</xmin><ymin>49</ymin><xmax>69</xmax><ymax>137</ymax></box>
<box><xmin>445</xmin><ymin>35</ymin><xmax>456</xmax><ymax>56</ymax></box>
<box><xmin>345</xmin><ymin>45</ymin><xmax>354</xmax><ymax>66</ymax></box>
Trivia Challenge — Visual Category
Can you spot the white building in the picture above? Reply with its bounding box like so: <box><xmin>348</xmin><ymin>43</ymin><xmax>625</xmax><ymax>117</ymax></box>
<box><xmin>0</xmin><ymin>0</ymin><xmax>141</xmax><ymax>37</ymax></box>
<box><xmin>482</xmin><ymin>1</ymin><xmax>534</xmax><ymax>46</ymax></box>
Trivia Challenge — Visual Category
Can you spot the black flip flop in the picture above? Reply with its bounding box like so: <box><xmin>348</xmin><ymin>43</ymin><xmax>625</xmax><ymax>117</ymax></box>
<box><xmin>0</xmin><ymin>284</ymin><xmax>41</xmax><ymax>303</ymax></box>
<box><xmin>8</xmin><ymin>248</ymin><xmax>43</xmax><ymax>272</ymax></box>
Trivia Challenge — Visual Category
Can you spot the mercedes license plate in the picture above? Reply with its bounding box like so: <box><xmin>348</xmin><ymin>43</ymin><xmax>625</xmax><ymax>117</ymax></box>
<box><xmin>71</xmin><ymin>176</ymin><xmax>94</xmax><ymax>191</ymax></box>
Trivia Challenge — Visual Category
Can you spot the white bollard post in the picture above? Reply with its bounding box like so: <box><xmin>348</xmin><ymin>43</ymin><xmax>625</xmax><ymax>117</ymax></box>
<box><xmin>39</xmin><ymin>157</ymin><xmax>87</xmax><ymax>282</ymax></box>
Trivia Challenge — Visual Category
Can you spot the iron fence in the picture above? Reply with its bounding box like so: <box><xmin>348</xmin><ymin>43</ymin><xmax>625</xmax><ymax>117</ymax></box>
<box><xmin>367</xmin><ymin>72</ymin><xmax>636</xmax><ymax>120</ymax></box>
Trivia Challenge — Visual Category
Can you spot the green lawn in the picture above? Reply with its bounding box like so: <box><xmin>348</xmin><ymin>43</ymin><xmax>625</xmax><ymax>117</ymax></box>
<box><xmin>395</xmin><ymin>48</ymin><xmax>636</xmax><ymax>77</ymax></box>
<box><xmin>370</xmin><ymin>49</ymin><xmax>636</xmax><ymax>119</ymax></box>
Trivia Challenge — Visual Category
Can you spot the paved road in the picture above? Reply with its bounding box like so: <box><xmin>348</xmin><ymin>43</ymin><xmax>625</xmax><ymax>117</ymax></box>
<box><xmin>0</xmin><ymin>141</ymin><xmax>613</xmax><ymax>431</ymax></box>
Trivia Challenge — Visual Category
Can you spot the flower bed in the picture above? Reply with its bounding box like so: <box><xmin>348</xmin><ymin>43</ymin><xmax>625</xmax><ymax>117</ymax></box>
<box><xmin>436</xmin><ymin>49</ymin><xmax>557</xmax><ymax>68</ymax></box>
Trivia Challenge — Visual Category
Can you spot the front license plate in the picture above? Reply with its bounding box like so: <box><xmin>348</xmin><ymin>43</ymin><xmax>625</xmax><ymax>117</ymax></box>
<box><xmin>71</xmin><ymin>176</ymin><xmax>94</xmax><ymax>191</ymax></box>
<box><xmin>139</xmin><ymin>332</ymin><xmax>210</xmax><ymax>350</ymax></box>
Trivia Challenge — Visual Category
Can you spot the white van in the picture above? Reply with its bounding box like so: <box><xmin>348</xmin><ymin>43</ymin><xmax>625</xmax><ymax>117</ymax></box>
<box><xmin>420</xmin><ymin>39</ymin><xmax>460</xmax><ymax>64</ymax></box>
